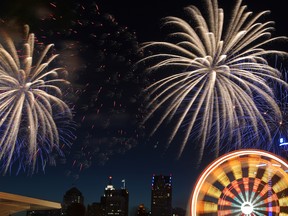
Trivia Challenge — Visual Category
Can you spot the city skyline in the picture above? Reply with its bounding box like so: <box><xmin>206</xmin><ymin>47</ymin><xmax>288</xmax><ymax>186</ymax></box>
<box><xmin>0</xmin><ymin>0</ymin><xmax>287</xmax><ymax>215</ymax></box>
<box><xmin>25</xmin><ymin>174</ymin><xmax>186</xmax><ymax>216</ymax></box>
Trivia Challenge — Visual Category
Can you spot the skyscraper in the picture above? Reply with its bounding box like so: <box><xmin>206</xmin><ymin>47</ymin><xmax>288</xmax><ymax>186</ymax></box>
<box><xmin>151</xmin><ymin>174</ymin><xmax>172</xmax><ymax>216</ymax></box>
<box><xmin>100</xmin><ymin>176</ymin><xmax>129</xmax><ymax>216</ymax></box>
<box><xmin>62</xmin><ymin>187</ymin><xmax>85</xmax><ymax>216</ymax></box>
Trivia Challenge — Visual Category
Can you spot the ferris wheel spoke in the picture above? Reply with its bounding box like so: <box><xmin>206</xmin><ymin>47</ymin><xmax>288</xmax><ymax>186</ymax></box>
<box><xmin>252</xmin><ymin>209</ymin><xmax>266</xmax><ymax>216</ymax></box>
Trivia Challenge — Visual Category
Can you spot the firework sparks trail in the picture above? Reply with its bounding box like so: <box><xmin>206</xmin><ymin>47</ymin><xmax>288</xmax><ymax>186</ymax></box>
<box><xmin>138</xmin><ymin>0</ymin><xmax>288</xmax><ymax>159</ymax></box>
<box><xmin>0</xmin><ymin>25</ymin><xmax>73</xmax><ymax>174</ymax></box>
<box><xmin>67</xmin><ymin>3</ymin><xmax>144</xmax><ymax>172</ymax></box>
<box><xmin>264</xmin><ymin>66</ymin><xmax>288</xmax><ymax>154</ymax></box>
<box><xmin>25</xmin><ymin>0</ymin><xmax>146</xmax><ymax>174</ymax></box>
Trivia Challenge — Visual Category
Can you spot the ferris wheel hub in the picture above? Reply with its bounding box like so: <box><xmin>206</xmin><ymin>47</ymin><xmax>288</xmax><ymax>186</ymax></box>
<box><xmin>241</xmin><ymin>202</ymin><xmax>253</xmax><ymax>215</ymax></box>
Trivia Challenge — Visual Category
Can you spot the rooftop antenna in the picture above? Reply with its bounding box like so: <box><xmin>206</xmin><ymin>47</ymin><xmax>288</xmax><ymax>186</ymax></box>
<box><xmin>121</xmin><ymin>179</ymin><xmax>126</xmax><ymax>189</ymax></box>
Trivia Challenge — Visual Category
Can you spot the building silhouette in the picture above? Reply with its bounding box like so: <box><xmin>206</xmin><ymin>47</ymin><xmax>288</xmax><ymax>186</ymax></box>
<box><xmin>151</xmin><ymin>174</ymin><xmax>172</xmax><ymax>216</ymax></box>
<box><xmin>66</xmin><ymin>202</ymin><xmax>86</xmax><ymax>216</ymax></box>
<box><xmin>62</xmin><ymin>187</ymin><xmax>85</xmax><ymax>216</ymax></box>
<box><xmin>27</xmin><ymin>187</ymin><xmax>86</xmax><ymax>216</ymax></box>
<box><xmin>86</xmin><ymin>202</ymin><xmax>103</xmax><ymax>216</ymax></box>
<box><xmin>26</xmin><ymin>209</ymin><xmax>61</xmax><ymax>216</ymax></box>
<box><xmin>100</xmin><ymin>176</ymin><xmax>129</xmax><ymax>216</ymax></box>
<box><xmin>136</xmin><ymin>204</ymin><xmax>150</xmax><ymax>216</ymax></box>
<box><xmin>172</xmin><ymin>207</ymin><xmax>186</xmax><ymax>216</ymax></box>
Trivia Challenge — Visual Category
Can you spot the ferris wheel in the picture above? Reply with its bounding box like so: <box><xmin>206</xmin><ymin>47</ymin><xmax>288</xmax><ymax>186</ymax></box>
<box><xmin>190</xmin><ymin>149</ymin><xmax>288</xmax><ymax>215</ymax></box>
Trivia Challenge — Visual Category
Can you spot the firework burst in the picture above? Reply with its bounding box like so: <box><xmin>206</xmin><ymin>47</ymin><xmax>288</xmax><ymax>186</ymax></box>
<box><xmin>0</xmin><ymin>25</ymin><xmax>73</xmax><ymax>174</ymax></box>
<box><xmin>139</xmin><ymin>0</ymin><xmax>287</xmax><ymax>159</ymax></box>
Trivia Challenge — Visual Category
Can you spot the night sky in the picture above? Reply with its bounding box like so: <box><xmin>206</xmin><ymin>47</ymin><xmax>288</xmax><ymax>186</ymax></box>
<box><xmin>0</xmin><ymin>0</ymin><xmax>287</xmax><ymax>215</ymax></box>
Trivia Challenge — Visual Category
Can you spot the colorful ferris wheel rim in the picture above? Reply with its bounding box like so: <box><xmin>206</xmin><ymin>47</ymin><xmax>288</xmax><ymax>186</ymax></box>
<box><xmin>190</xmin><ymin>149</ymin><xmax>288</xmax><ymax>216</ymax></box>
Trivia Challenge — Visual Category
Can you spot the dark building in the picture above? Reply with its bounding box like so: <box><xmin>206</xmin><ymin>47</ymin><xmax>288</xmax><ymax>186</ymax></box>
<box><xmin>100</xmin><ymin>176</ymin><xmax>129</xmax><ymax>216</ymax></box>
<box><xmin>172</xmin><ymin>207</ymin><xmax>186</xmax><ymax>216</ymax></box>
<box><xmin>62</xmin><ymin>187</ymin><xmax>85</xmax><ymax>216</ymax></box>
<box><xmin>151</xmin><ymin>174</ymin><xmax>172</xmax><ymax>216</ymax></box>
<box><xmin>137</xmin><ymin>204</ymin><xmax>149</xmax><ymax>216</ymax></box>
<box><xmin>66</xmin><ymin>202</ymin><xmax>86</xmax><ymax>216</ymax></box>
<box><xmin>26</xmin><ymin>209</ymin><xmax>61</xmax><ymax>216</ymax></box>
<box><xmin>86</xmin><ymin>202</ymin><xmax>103</xmax><ymax>216</ymax></box>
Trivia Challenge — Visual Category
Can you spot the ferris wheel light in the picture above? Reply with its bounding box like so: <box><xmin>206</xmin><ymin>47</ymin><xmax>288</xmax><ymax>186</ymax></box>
<box><xmin>241</xmin><ymin>202</ymin><xmax>253</xmax><ymax>215</ymax></box>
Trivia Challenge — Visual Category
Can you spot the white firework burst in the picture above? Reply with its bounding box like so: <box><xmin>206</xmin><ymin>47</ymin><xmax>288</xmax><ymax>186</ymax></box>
<box><xmin>0</xmin><ymin>25</ymin><xmax>73</xmax><ymax>173</ymax></box>
<box><xmin>139</xmin><ymin>0</ymin><xmax>287</xmax><ymax>159</ymax></box>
